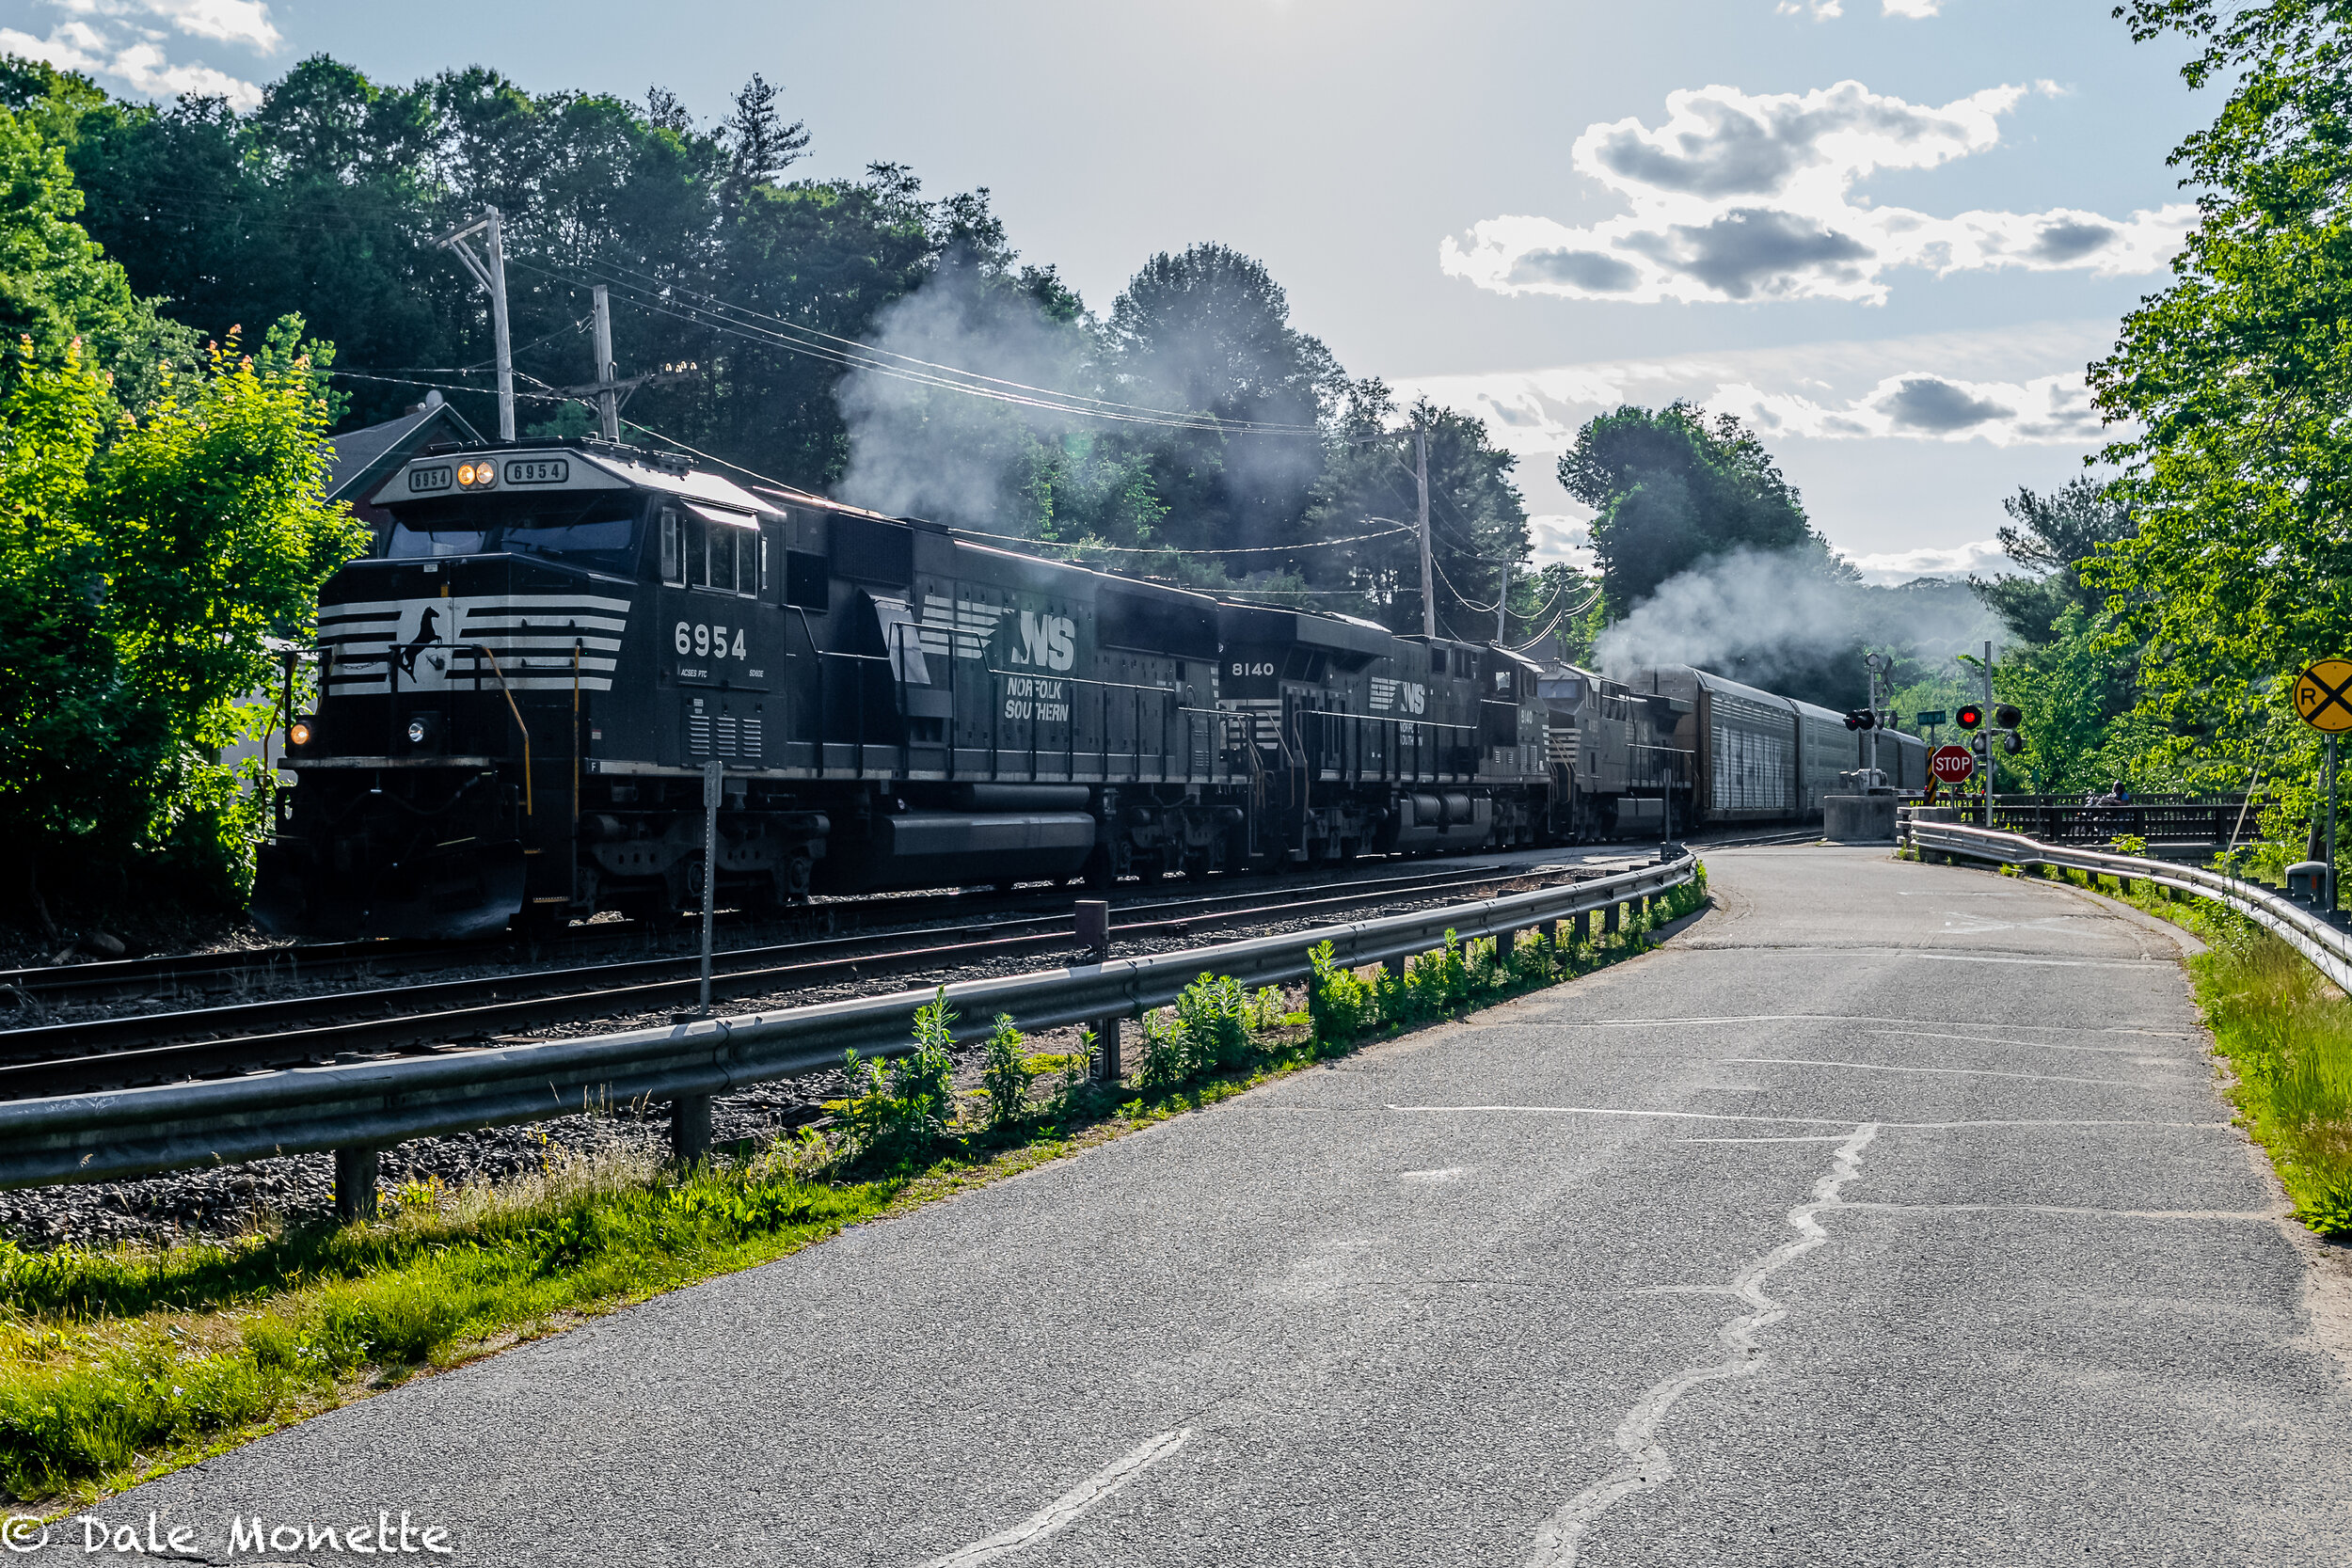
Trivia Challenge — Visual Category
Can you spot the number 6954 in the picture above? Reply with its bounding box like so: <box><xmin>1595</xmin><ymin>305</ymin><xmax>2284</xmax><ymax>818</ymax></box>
<box><xmin>675</xmin><ymin>621</ymin><xmax>747</xmax><ymax>659</ymax></box>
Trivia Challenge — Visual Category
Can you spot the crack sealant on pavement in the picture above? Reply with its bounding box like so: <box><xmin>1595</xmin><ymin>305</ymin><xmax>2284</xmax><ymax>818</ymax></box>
<box><xmin>921</xmin><ymin>1427</ymin><xmax>1191</xmax><ymax>1567</ymax></box>
<box><xmin>1522</xmin><ymin>1121</ymin><xmax>1881</xmax><ymax>1568</ymax></box>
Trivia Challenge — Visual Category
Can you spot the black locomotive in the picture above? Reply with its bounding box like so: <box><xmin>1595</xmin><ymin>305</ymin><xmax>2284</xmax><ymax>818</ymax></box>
<box><xmin>251</xmin><ymin>438</ymin><xmax>1924</xmax><ymax>940</ymax></box>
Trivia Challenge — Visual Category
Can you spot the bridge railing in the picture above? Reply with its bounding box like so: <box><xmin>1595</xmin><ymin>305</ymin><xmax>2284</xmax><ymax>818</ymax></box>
<box><xmin>1905</xmin><ymin>817</ymin><xmax>2352</xmax><ymax>992</ymax></box>
<box><xmin>1948</xmin><ymin>797</ymin><xmax>2251</xmax><ymax>847</ymax></box>
<box><xmin>0</xmin><ymin>852</ymin><xmax>1700</xmax><ymax>1194</ymax></box>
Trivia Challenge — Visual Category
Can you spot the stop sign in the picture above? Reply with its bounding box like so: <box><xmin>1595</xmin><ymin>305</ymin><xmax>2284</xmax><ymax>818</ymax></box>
<box><xmin>1931</xmin><ymin>744</ymin><xmax>1976</xmax><ymax>784</ymax></box>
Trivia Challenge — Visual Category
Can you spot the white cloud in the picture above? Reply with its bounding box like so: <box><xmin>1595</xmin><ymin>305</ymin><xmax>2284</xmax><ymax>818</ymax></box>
<box><xmin>1880</xmin><ymin>0</ymin><xmax>1943</xmax><ymax>17</ymax></box>
<box><xmin>49</xmin><ymin>0</ymin><xmax>278</xmax><ymax>50</ymax></box>
<box><xmin>1777</xmin><ymin>1</ymin><xmax>1844</xmax><ymax>17</ymax></box>
<box><xmin>8</xmin><ymin>0</ymin><xmax>275</xmax><ymax>110</ymax></box>
<box><xmin>1530</xmin><ymin>515</ymin><xmax>1595</xmax><ymax>570</ymax></box>
<box><xmin>1717</xmin><ymin>369</ymin><xmax>2105</xmax><ymax>446</ymax></box>
<box><xmin>1845</xmin><ymin>538</ymin><xmax>2007</xmax><ymax>583</ymax></box>
<box><xmin>1440</xmin><ymin>79</ymin><xmax>2192</xmax><ymax>305</ymax></box>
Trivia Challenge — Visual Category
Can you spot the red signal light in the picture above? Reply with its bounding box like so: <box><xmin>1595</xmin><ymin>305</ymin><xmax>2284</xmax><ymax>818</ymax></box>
<box><xmin>1956</xmin><ymin>705</ymin><xmax>1983</xmax><ymax>730</ymax></box>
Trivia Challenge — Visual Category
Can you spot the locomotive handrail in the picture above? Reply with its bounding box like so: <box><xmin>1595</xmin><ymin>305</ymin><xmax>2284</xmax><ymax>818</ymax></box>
<box><xmin>0</xmin><ymin>853</ymin><xmax>1698</xmax><ymax>1191</ymax></box>
<box><xmin>461</xmin><ymin>643</ymin><xmax>532</xmax><ymax>816</ymax></box>
<box><xmin>1908</xmin><ymin>817</ymin><xmax>2352</xmax><ymax>993</ymax></box>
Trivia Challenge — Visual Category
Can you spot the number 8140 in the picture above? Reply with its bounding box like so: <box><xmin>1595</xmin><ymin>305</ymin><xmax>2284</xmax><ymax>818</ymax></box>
<box><xmin>675</xmin><ymin>622</ymin><xmax>747</xmax><ymax>659</ymax></box>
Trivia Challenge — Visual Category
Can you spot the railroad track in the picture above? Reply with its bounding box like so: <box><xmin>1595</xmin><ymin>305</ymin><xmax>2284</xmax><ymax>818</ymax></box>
<box><xmin>0</xmin><ymin>855</ymin><xmax>1546</xmax><ymax>1007</ymax></box>
<box><xmin>0</xmin><ymin>860</ymin><xmax>1605</xmax><ymax>1099</ymax></box>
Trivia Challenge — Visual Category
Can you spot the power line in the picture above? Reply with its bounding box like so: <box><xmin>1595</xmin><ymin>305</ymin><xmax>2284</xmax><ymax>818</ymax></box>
<box><xmin>518</xmin><ymin>259</ymin><xmax>1328</xmax><ymax>437</ymax></box>
<box><xmin>577</xmin><ymin>257</ymin><xmax>1328</xmax><ymax>433</ymax></box>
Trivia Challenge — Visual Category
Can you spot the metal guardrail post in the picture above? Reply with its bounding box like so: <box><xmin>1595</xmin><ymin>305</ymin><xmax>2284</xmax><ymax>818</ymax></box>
<box><xmin>1571</xmin><ymin>910</ymin><xmax>1590</xmax><ymax>945</ymax></box>
<box><xmin>1076</xmin><ymin>899</ymin><xmax>1120</xmax><ymax>1083</ymax></box>
<box><xmin>335</xmin><ymin>1146</ymin><xmax>378</xmax><ymax>1222</ymax></box>
<box><xmin>671</xmin><ymin>1095</ymin><xmax>713</xmax><ymax>1164</ymax></box>
<box><xmin>1603</xmin><ymin>900</ymin><xmax>1622</xmax><ymax>935</ymax></box>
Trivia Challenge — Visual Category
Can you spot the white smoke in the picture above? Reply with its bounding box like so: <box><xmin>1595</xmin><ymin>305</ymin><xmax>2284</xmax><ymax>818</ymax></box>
<box><xmin>835</xmin><ymin>268</ymin><xmax>1086</xmax><ymax>531</ymax></box>
<box><xmin>1594</xmin><ymin>546</ymin><xmax>1997</xmax><ymax>688</ymax></box>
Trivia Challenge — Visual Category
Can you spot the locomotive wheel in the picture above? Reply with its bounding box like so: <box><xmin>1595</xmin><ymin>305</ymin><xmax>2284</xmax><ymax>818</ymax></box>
<box><xmin>1181</xmin><ymin>849</ymin><xmax>1211</xmax><ymax>882</ymax></box>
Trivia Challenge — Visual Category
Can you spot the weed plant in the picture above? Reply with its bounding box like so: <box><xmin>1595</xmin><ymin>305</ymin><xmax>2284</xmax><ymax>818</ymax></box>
<box><xmin>979</xmin><ymin>1013</ymin><xmax>1035</xmax><ymax>1132</ymax></box>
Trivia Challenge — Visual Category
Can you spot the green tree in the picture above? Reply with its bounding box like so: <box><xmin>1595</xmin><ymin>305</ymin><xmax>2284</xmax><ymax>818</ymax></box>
<box><xmin>1970</xmin><ymin>478</ymin><xmax>2137</xmax><ymax>646</ymax></box>
<box><xmin>1558</xmin><ymin>403</ymin><xmax>1826</xmax><ymax>614</ymax></box>
<box><xmin>1306</xmin><ymin>381</ymin><xmax>1530</xmax><ymax>636</ymax></box>
<box><xmin>0</xmin><ymin>336</ymin><xmax>127</xmax><ymax>924</ymax></box>
<box><xmin>1101</xmin><ymin>243</ymin><xmax>1343</xmax><ymax>556</ymax></box>
<box><xmin>0</xmin><ymin>323</ymin><xmax>362</xmax><ymax>917</ymax></box>
<box><xmin>2092</xmin><ymin>1</ymin><xmax>2352</xmax><ymax>827</ymax></box>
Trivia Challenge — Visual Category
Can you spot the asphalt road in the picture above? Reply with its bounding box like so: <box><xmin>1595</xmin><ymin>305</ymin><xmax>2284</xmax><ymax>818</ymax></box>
<box><xmin>46</xmin><ymin>847</ymin><xmax>2352</xmax><ymax>1566</ymax></box>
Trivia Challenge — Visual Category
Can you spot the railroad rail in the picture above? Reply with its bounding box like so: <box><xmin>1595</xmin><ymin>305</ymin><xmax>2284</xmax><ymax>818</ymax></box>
<box><xmin>0</xmin><ymin>852</ymin><xmax>1698</xmax><ymax>1194</ymax></box>
<box><xmin>1906</xmin><ymin>818</ymin><xmax>2352</xmax><ymax>991</ymax></box>
<box><xmin>0</xmin><ymin>862</ymin><xmax>1598</xmax><ymax>1098</ymax></box>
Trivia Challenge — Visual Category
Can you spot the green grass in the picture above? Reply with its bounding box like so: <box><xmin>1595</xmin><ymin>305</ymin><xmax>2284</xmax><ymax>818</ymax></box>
<box><xmin>0</xmin><ymin>872</ymin><xmax>1709</xmax><ymax>1507</ymax></box>
<box><xmin>2010</xmin><ymin>862</ymin><xmax>2352</xmax><ymax>1240</ymax></box>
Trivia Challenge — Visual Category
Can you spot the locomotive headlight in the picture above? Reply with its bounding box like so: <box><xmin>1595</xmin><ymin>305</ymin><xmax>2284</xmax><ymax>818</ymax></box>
<box><xmin>288</xmin><ymin>720</ymin><xmax>313</xmax><ymax>747</ymax></box>
<box><xmin>455</xmin><ymin>462</ymin><xmax>475</xmax><ymax>484</ymax></box>
<box><xmin>456</xmin><ymin>461</ymin><xmax>496</xmax><ymax>488</ymax></box>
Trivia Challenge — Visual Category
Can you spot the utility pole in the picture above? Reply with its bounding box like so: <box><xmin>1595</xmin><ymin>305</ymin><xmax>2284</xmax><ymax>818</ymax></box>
<box><xmin>1495</xmin><ymin>559</ymin><xmax>1510</xmax><ymax>643</ymax></box>
<box><xmin>590</xmin><ymin>284</ymin><xmax>621</xmax><ymax>442</ymax></box>
<box><xmin>1981</xmin><ymin>638</ymin><xmax>1995</xmax><ymax>818</ymax></box>
<box><xmin>435</xmin><ymin>208</ymin><xmax>516</xmax><ymax>442</ymax></box>
<box><xmin>1415</xmin><ymin>420</ymin><xmax>1436</xmax><ymax>640</ymax></box>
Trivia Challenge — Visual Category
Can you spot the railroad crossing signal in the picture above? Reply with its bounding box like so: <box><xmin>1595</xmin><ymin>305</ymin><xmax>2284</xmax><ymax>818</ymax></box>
<box><xmin>1956</xmin><ymin>704</ymin><xmax>1983</xmax><ymax>730</ymax></box>
<box><xmin>1843</xmin><ymin>708</ymin><xmax>1877</xmax><ymax>732</ymax></box>
<box><xmin>1930</xmin><ymin>743</ymin><xmax>1976</xmax><ymax>784</ymax></box>
<box><xmin>1994</xmin><ymin>704</ymin><xmax>2022</xmax><ymax>730</ymax></box>
<box><xmin>2295</xmin><ymin>658</ymin><xmax>2352</xmax><ymax>733</ymax></box>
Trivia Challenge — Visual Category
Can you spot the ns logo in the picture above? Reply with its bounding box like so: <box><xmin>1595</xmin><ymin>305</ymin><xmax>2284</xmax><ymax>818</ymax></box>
<box><xmin>1009</xmin><ymin>610</ymin><xmax>1075</xmax><ymax>673</ymax></box>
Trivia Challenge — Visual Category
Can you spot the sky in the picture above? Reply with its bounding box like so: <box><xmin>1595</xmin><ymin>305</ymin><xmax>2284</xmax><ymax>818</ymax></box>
<box><xmin>0</xmin><ymin>0</ymin><xmax>2214</xmax><ymax>581</ymax></box>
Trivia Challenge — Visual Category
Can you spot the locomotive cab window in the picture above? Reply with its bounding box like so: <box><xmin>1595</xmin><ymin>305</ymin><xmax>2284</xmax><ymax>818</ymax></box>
<box><xmin>1430</xmin><ymin>647</ymin><xmax>1447</xmax><ymax>674</ymax></box>
<box><xmin>386</xmin><ymin>494</ymin><xmax>643</xmax><ymax>573</ymax></box>
<box><xmin>675</xmin><ymin>503</ymin><xmax>761</xmax><ymax>598</ymax></box>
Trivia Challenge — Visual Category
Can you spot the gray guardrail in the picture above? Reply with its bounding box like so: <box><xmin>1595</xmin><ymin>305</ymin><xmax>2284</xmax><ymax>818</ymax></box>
<box><xmin>1906</xmin><ymin>816</ymin><xmax>2352</xmax><ymax>991</ymax></box>
<box><xmin>0</xmin><ymin>852</ymin><xmax>1698</xmax><ymax>1191</ymax></box>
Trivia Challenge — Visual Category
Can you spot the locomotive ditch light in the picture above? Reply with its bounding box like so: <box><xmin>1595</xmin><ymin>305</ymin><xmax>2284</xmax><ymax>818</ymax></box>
<box><xmin>405</xmin><ymin>714</ymin><xmax>438</xmax><ymax>748</ymax></box>
<box><xmin>1956</xmin><ymin>704</ymin><xmax>1984</xmax><ymax>730</ymax></box>
<box><xmin>288</xmin><ymin>719</ymin><xmax>313</xmax><ymax>748</ymax></box>
<box><xmin>1994</xmin><ymin>704</ymin><xmax>2023</xmax><ymax>729</ymax></box>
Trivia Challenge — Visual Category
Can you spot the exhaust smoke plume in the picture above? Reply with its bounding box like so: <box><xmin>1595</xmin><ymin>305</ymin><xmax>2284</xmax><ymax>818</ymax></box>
<box><xmin>1594</xmin><ymin>547</ymin><xmax>1997</xmax><ymax>698</ymax></box>
<box><xmin>835</xmin><ymin>268</ymin><xmax>1082</xmax><ymax>531</ymax></box>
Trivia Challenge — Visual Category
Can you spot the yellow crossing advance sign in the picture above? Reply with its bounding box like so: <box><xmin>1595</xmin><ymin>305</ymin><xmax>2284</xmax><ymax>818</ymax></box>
<box><xmin>2295</xmin><ymin>657</ymin><xmax>2352</xmax><ymax>733</ymax></box>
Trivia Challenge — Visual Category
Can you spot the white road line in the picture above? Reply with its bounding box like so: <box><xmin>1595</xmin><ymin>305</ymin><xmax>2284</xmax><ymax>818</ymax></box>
<box><xmin>1842</xmin><ymin>1201</ymin><xmax>2280</xmax><ymax>1222</ymax></box>
<box><xmin>1679</xmin><ymin>1134</ymin><xmax>1855</xmax><ymax>1145</ymax></box>
<box><xmin>1723</xmin><ymin>1057</ymin><xmax>2136</xmax><ymax>1087</ymax></box>
<box><xmin>1388</xmin><ymin>1103</ymin><xmax>1859</xmax><ymax>1127</ymax></box>
<box><xmin>1870</xmin><ymin>1028</ymin><xmax>2172</xmax><ymax>1058</ymax></box>
<box><xmin>1554</xmin><ymin>1015</ymin><xmax>2191</xmax><ymax>1037</ymax></box>
<box><xmin>1387</xmin><ymin>1104</ymin><xmax>2228</xmax><ymax>1132</ymax></box>
<box><xmin>1524</xmin><ymin>1124</ymin><xmax>1881</xmax><ymax>1568</ymax></box>
<box><xmin>1911</xmin><ymin>952</ymin><xmax>2162</xmax><ymax>969</ymax></box>
<box><xmin>922</xmin><ymin>1429</ymin><xmax>1191</xmax><ymax>1567</ymax></box>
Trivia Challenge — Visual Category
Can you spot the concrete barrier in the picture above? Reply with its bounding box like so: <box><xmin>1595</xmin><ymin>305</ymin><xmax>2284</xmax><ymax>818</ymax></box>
<box><xmin>1825</xmin><ymin>793</ymin><xmax>1899</xmax><ymax>843</ymax></box>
